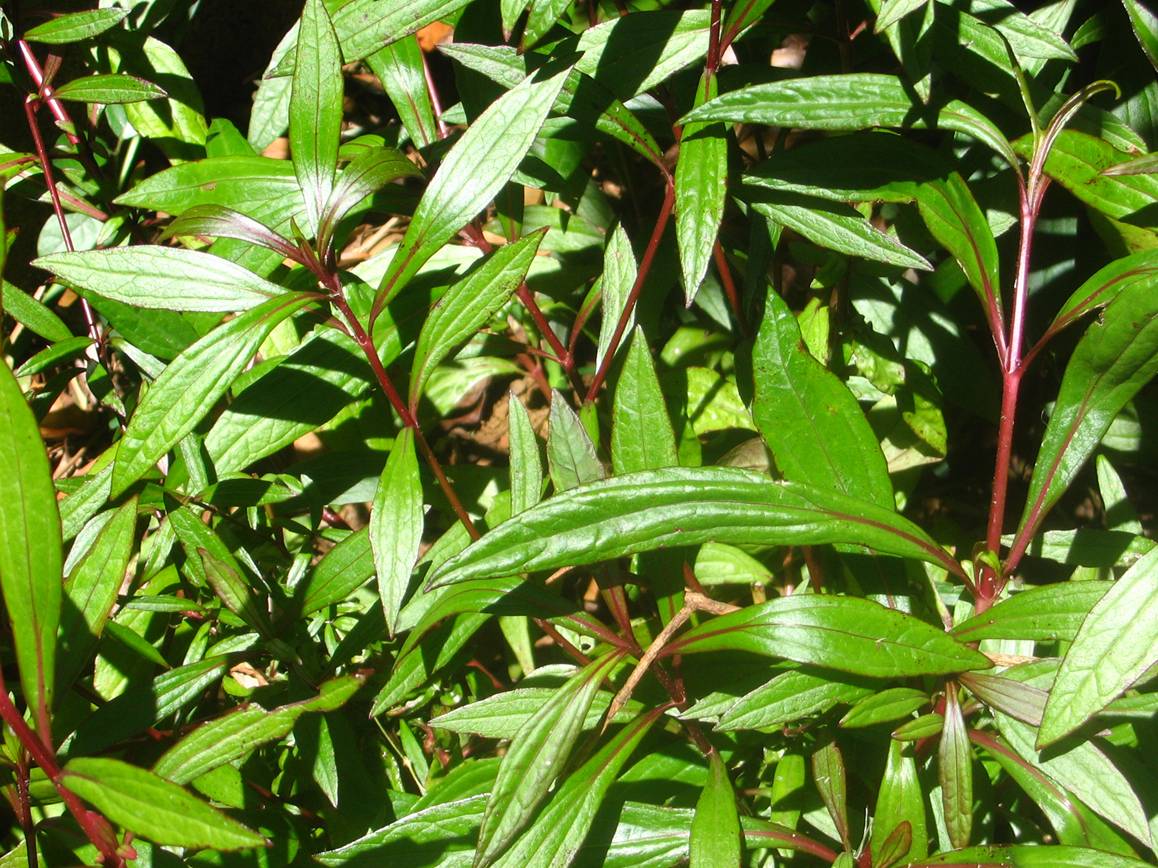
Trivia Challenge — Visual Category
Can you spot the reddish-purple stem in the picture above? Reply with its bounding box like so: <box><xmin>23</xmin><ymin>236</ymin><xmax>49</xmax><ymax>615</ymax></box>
<box><xmin>419</xmin><ymin>46</ymin><xmax>449</xmax><ymax>140</ymax></box>
<box><xmin>585</xmin><ymin>179</ymin><xmax>675</xmax><ymax>403</ymax></box>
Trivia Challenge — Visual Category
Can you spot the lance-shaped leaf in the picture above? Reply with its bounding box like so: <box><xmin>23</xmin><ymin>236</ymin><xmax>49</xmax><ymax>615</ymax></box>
<box><xmin>873</xmin><ymin>741</ymin><xmax>928</xmax><ymax>864</ymax></box>
<box><xmin>1122</xmin><ymin>0</ymin><xmax>1158</xmax><ymax>71</ymax></box>
<box><xmin>200</xmin><ymin>549</ymin><xmax>274</xmax><ymax>637</ymax></box>
<box><xmin>427</xmin><ymin>467</ymin><xmax>966</xmax><ymax>587</ymax></box>
<box><xmin>57</xmin><ymin>500</ymin><xmax>136</xmax><ymax>692</ymax></box>
<box><xmin>328</xmin><ymin>0</ymin><xmax>473</xmax><ymax>66</ymax></box>
<box><xmin>916</xmin><ymin>173</ymin><xmax>1002</xmax><ymax>327</ymax></box>
<box><xmin>62</xmin><ymin>758</ymin><xmax>265</xmax><ymax>850</ymax></box>
<box><xmin>1015</xmin><ymin>275</ymin><xmax>1158</xmax><ymax>548</ymax></box>
<box><xmin>1039</xmin><ymin>250</ymin><xmax>1158</xmax><ymax>347</ymax></box>
<box><xmin>438</xmin><ymin>43</ymin><xmax>664</xmax><ymax>167</ymax></box>
<box><xmin>493</xmin><ymin>709</ymin><xmax>663</xmax><ymax>867</ymax></box>
<box><xmin>408</xmin><ymin>231</ymin><xmax>544</xmax><ymax>406</ymax></box>
<box><xmin>690</xmin><ymin>752</ymin><xmax>741</xmax><ymax>866</ymax></box>
<box><xmin>153</xmin><ymin>675</ymin><xmax>361</xmax><ymax>784</ymax></box>
<box><xmin>676</xmin><ymin>71</ymin><xmax>727</xmax><ymax>303</ymax></box>
<box><xmin>875</xmin><ymin>0</ymin><xmax>927</xmax><ymax>32</ymax></box>
<box><xmin>812</xmin><ymin>741</ymin><xmax>851</xmax><ymax>850</ymax></box>
<box><xmin>1014</xmin><ymin>131</ymin><xmax>1158</xmax><ymax>230</ymax></box>
<box><xmin>370</xmin><ymin>428</ymin><xmax>423</xmax><ymax>635</ymax></box>
<box><xmin>111</xmin><ymin>293</ymin><xmax>318</xmax><ymax>497</ymax></box>
<box><xmin>115</xmin><ymin>156</ymin><xmax>300</xmax><ymax>215</ymax></box>
<box><xmin>961</xmin><ymin>672</ymin><xmax>1047</xmax><ymax>727</ymax></box>
<box><xmin>23</xmin><ymin>8</ymin><xmax>128</xmax><ymax>44</ymax></box>
<box><xmin>546</xmin><ymin>391</ymin><xmax>604</xmax><ymax>492</ymax></box>
<box><xmin>51</xmin><ymin>73</ymin><xmax>166</xmax><ymax>104</ymax></box>
<box><xmin>996</xmin><ymin>709</ymin><xmax>1153</xmax><ymax>847</ymax></box>
<box><xmin>0</xmin><ymin>360</ymin><xmax>62</xmax><ymax>729</ymax></box>
<box><xmin>318</xmin><ymin>146</ymin><xmax>421</xmax><ymax>251</ymax></box>
<box><xmin>716</xmin><ymin>669</ymin><xmax>873</xmax><ymax>732</ymax></box>
<box><xmin>682</xmin><ymin>74</ymin><xmax>1017</xmax><ymax>169</ymax></box>
<box><xmin>161</xmin><ymin>205</ymin><xmax>302</xmax><ymax>262</ymax></box>
<box><xmin>952</xmin><ymin>582</ymin><xmax>1112</xmax><ymax>643</ymax></box>
<box><xmin>508</xmin><ymin>394</ymin><xmax>543</xmax><ymax>516</ymax></box>
<box><xmin>666</xmin><ymin>594</ymin><xmax>988</xmax><ymax>677</ymax></box>
<box><xmin>752</xmin><ymin>288</ymin><xmax>894</xmax><ymax>509</ymax></box>
<box><xmin>1102</xmin><ymin>151</ymin><xmax>1158</xmax><ymax>177</ymax></box>
<box><xmin>291</xmin><ymin>0</ymin><xmax>342</xmax><ymax>235</ymax></box>
<box><xmin>595</xmin><ymin>224</ymin><xmax>638</xmax><ymax>371</ymax></box>
<box><xmin>940</xmin><ymin>687</ymin><xmax>973</xmax><ymax>849</ymax></box>
<box><xmin>476</xmin><ymin>653</ymin><xmax>621</xmax><ymax>866</ymax></box>
<box><xmin>750</xmin><ymin>194</ymin><xmax>932</xmax><ymax>271</ymax></box>
<box><xmin>366</xmin><ymin>36</ymin><xmax>438</xmax><ymax>148</ymax></box>
<box><xmin>841</xmin><ymin>688</ymin><xmax>929</xmax><ymax>729</ymax></box>
<box><xmin>612</xmin><ymin>328</ymin><xmax>678</xmax><ymax>476</ymax></box>
<box><xmin>36</xmin><ymin>245</ymin><xmax>287</xmax><ymax>313</ymax></box>
<box><xmin>375</xmin><ymin>65</ymin><xmax>571</xmax><ymax>307</ymax></box>
<box><xmin>1038</xmin><ymin>547</ymin><xmax>1158</xmax><ymax>747</ymax></box>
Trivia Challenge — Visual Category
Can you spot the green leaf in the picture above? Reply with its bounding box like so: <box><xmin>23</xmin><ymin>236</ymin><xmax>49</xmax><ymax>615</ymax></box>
<box><xmin>916</xmin><ymin>173</ymin><xmax>1002</xmax><ymax>328</ymax></box>
<box><xmin>292</xmin><ymin>0</ymin><xmax>343</xmax><ymax>235</ymax></box>
<box><xmin>161</xmin><ymin>205</ymin><xmax>301</xmax><ymax>261</ymax></box>
<box><xmin>23</xmin><ymin>8</ymin><xmax>127</xmax><ymax>43</ymax></box>
<box><xmin>689</xmin><ymin>752</ymin><xmax>741</xmax><ymax>867</ymax></box>
<box><xmin>0</xmin><ymin>280</ymin><xmax>72</xmax><ymax>342</ymax></box>
<box><xmin>51</xmin><ymin>73</ymin><xmax>166</xmax><ymax>104</ymax></box>
<box><xmin>432</xmin><ymin>685</ymin><xmax>640</xmax><ymax>739</ymax></box>
<box><xmin>0</xmin><ymin>360</ymin><xmax>62</xmax><ymax>730</ymax></box>
<box><xmin>1044</xmin><ymin>250</ymin><xmax>1158</xmax><ymax>341</ymax></box>
<box><xmin>752</xmin><ymin>287</ymin><xmax>894</xmax><ymax>508</ymax></box>
<box><xmin>873</xmin><ymin>741</ymin><xmax>928</xmax><ymax>864</ymax></box>
<box><xmin>376</xmin><ymin>65</ymin><xmax>571</xmax><ymax>306</ymax></box>
<box><xmin>1038</xmin><ymin>547</ymin><xmax>1158</xmax><ymax>746</ymax></box>
<box><xmin>676</xmin><ymin>71</ymin><xmax>727</xmax><ymax>303</ymax></box>
<box><xmin>523</xmin><ymin>0</ymin><xmax>571</xmax><ymax>49</ymax></box>
<box><xmin>547</xmin><ymin>391</ymin><xmax>604</xmax><ymax>492</ymax></box>
<box><xmin>319</xmin><ymin>146</ymin><xmax>421</xmax><ymax>250</ymax></box>
<box><xmin>596</xmin><ymin>224</ymin><xmax>638</xmax><ymax>371</ymax></box>
<box><xmin>408</xmin><ymin>231</ymin><xmax>544</xmax><ymax>406</ymax></box>
<box><xmin>300</xmin><ymin>527</ymin><xmax>373</xmax><ymax>616</ymax></box>
<box><xmin>996</xmin><ymin>709</ymin><xmax>1153</xmax><ymax>847</ymax></box>
<box><xmin>742</xmin><ymin>131</ymin><xmax>945</xmax><ymax>205</ymax></box>
<box><xmin>35</xmin><ymin>246</ymin><xmax>287</xmax><ymax>312</ymax></box>
<box><xmin>115</xmin><ymin>156</ymin><xmax>300</xmax><ymax>215</ymax></box>
<box><xmin>952</xmin><ymin>582</ymin><xmax>1112</xmax><ymax>643</ymax></box>
<box><xmin>875</xmin><ymin>0</ymin><xmax>927</xmax><ymax>32</ymax></box>
<box><xmin>612</xmin><ymin>329</ymin><xmax>678</xmax><ymax>476</ymax></box>
<box><xmin>316</xmin><ymin>794</ymin><xmax>486</xmax><ymax>865</ymax></box>
<box><xmin>476</xmin><ymin>653</ymin><xmax>621</xmax><ymax>866</ymax></box>
<box><xmin>940</xmin><ymin>687</ymin><xmax>973</xmax><ymax>849</ymax></box>
<box><xmin>841</xmin><ymin>687</ymin><xmax>929</xmax><ymax>729</ymax></box>
<box><xmin>682</xmin><ymin>74</ymin><xmax>1017</xmax><ymax>169</ymax></box>
<box><xmin>715</xmin><ymin>669</ymin><xmax>873</xmax><ymax>731</ymax></box>
<box><xmin>1122</xmin><ymin>0</ymin><xmax>1158</xmax><ymax>72</ymax></box>
<box><xmin>960</xmin><ymin>672</ymin><xmax>1046</xmax><ymax>727</ymax></box>
<box><xmin>328</xmin><ymin>0</ymin><xmax>474</xmax><ymax>65</ymax></box>
<box><xmin>62</xmin><ymin>757</ymin><xmax>264</xmax><ymax>850</ymax></box>
<box><xmin>1003</xmin><ymin>529</ymin><xmax>1154</xmax><ymax>568</ymax></box>
<box><xmin>427</xmin><ymin>467</ymin><xmax>965</xmax><ymax>588</ymax></box>
<box><xmin>1014</xmin><ymin>131</ymin><xmax>1158</xmax><ymax>230</ymax></box>
<box><xmin>668</xmin><ymin>594</ymin><xmax>988</xmax><ymax>677</ymax></box>
<box><xmin>1102</xmin><ymin>152</ymin><xmax>1158</xmax><ymax>177</ymax></box>
<box><xmin>14</xmin><ymin>336</ymin><xmax>92</xmax><ymax>377</ymax></box>
<box><xmin>750</xmin><ymin>193</ymin><xmax>932</xmax><ymax>271</ymax></box>
<box><xmin>508</xmin><ymin>394</ymin><xmax>543</xmax><ymax>516</ymax></box>
<box><xmin>199</xmin><ymin>549</ymin><xmax>273</xmax><ymax>637</ymax></box>
<box><xmin>1016</xmin><ymin>273</ymin><xmax>1158</xmax><ymax>545</ymax></box>
<box><xmin>111</xmin><ymin>293</ymin><xmax>318</xmax><ymax>497</ymax></box>
<box><xmin>365</xmin><ymin>36</ymin><xmax>439</xmax><ymax>148</ymax></box>
<box><xmin>574</xmin><ymin>10</ymin><xmax>709</xmax><ymax>101</ymax></box>
<box><xmin>812</xmin><ymin>741</ymin><xmax>851</xmax><ymax>850</ymax></box>
<box><xmin>370</xmin><ymin>428</ymin><xmax>423</xmax><ymax>635</ymax></box>
<box><xmin>917</xmin><ymin>845</ymin><xmax>1152</xmax><ymax>867</ymax></box>
<box><xmin>438</xmin><ymin>43</ymin><xmax>664</xmax><ymax>167</ymax></box>
<box><xmin>153</xmin><ymin>675</ymin><xmax>361</xmax><ymax>784</ymax></box>
<box><xmin>493</xmin><ymin>709</ymin><xmax>664</xmax><ymax>867</ymax></box>
<box><xmin>57</xmin><ymin>500</ymin><xmax>137</xmax><ymax>692</ymax></box>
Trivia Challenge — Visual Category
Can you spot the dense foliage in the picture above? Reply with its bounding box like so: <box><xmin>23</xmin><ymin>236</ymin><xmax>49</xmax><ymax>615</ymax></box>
<box><xmin>0</xmin><ymin>0</ymin><xmax>1156</xmax><ymax>865</ymax></box>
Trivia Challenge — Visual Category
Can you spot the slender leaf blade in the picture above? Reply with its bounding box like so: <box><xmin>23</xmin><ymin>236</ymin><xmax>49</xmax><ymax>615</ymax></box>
<box><xmin>612</xmin><ymin>329</ymin><xmax>678</xmax><ymax>476</ymax></box>
<box><xmin>51</xmin><ymin>73</ymin><xmax>166</xmax><ymax>104</ymax></box>
<box><xmin>111</xmin><ymin>293</ymin><xmax>317</xmax><ymax>497</ymax></box>
<box><xmin>676</xmin><ymin>71</ymin><xmax>727</xmax><ymax>303</ymax></box>
<box><xmin>940</xmin><ymin>687</ymin><xmax>973</xmax><ymax>849</ymax></box>
<box><xmin>23</xmin><ymin>8</ymin><xmax>128</xmax><ymax>44</ymax></box>
<box><xmin>0</xmin><ymin>360</ymin><xmax>63</xmax><ymax>728</ymax></box>
<box><xmin>1038</xmin><ymin>547</ymin><xmax>1158</xmax><ymax>746</ymax></box>
<box><xmin>291</xmin><ymin>0</ymin><xmax>343</xmax><ymax>235</ymax></box>
<box><xmin>370</xmin><ymin>428</ymin><xmax>423</xmax><ymax>635</ymax></box>
<box><xmin>689</xmin><ymin>752</ymin><xmax>741</xmax><ymax>867</ymax></box>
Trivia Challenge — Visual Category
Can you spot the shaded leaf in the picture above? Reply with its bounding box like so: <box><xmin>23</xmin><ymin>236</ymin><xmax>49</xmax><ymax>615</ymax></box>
<box><xmin>546</xmin><ymin>391</ymin><xmax>604</xmax><ymax>492</ymax></box>
<box><xmin>161</xmin><ymin>205</ymin><xmax>301</xmax><ymax>262</ymax></box>
<box><xmin>23</xmin><ymin>8</ymin><xmax>127</xmax><ymax>43</ymax></box>
<box><xmin>812</xmin><ymin>741</ymin><xmax>850</xmax><ymax>850</ymax></box>
<box><xmin>365</xmin><ymin>36</ymin><xmax>438</xmax><ymax>148</ymax></box>
<box><xmin>689</xmin><ymin>752</ymin><xmax>741</xmax><ymax>867</ymax></box>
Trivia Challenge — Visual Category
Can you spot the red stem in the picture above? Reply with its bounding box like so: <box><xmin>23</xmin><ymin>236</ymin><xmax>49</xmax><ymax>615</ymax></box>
<box><xmin>16</xmin><ymin>40</ymin><xmax>79</xmax><ymax>146</ymax></box>
<box><xmin>585</xmin><ymin>178</ymin><xmax>675</xmax><ymax>403</ymax></box>
<box><xmin>713</xmin><ymin>242</ymin><xmax>746</xmax><ymax>333</ymax></box>
<box><xmin>706</xmin><ymin>0</ymin><xmax>723</xmax><ymax>72</ymax></box>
